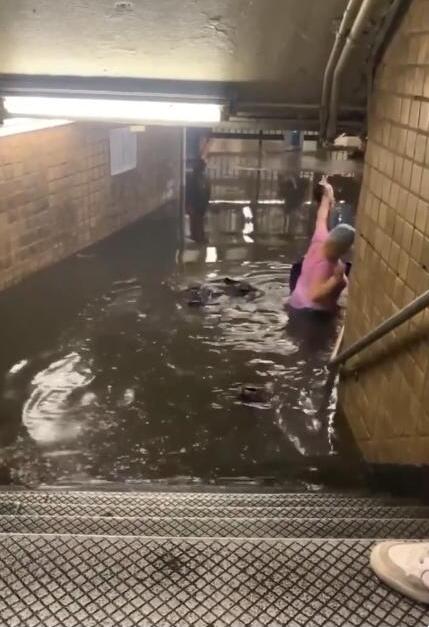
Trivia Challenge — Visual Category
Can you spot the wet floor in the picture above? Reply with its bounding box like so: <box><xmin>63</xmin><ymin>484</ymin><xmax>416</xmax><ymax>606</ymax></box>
<box><xmin>0</xmin><ymin>151</ymin><xmax>363</xmax><ymax>488</ymax></box>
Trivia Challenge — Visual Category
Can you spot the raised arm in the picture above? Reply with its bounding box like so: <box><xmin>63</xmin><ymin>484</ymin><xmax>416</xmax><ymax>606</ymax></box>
<box><xmin>315</xmin><ymin>175</ymin><xmax>335</xmax><ymax>233</ymax></box>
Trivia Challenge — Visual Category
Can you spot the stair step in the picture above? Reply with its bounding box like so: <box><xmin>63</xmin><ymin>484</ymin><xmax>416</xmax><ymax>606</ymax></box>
<box><xmin>0</xmin><ymin>490</ymin><xmax>414</xmax><ymax>509</ymax></box>
<box><xmin>0</xmin><ymin>534</ymin><xmax>427</xmax><ymax>626</ymax></box>
<box><xmin>3</xmin><ymin>500</ymin><xmax>429</xmax><ymax>518</ymax></box>
<box><xmin>1</xmin><ymin>514</ymin><xmax>429</xmax><ymax>539</ymax></box>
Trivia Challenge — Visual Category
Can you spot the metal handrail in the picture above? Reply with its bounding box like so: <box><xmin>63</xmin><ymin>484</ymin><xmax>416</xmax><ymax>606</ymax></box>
<box><xmin>330</xmin><ymin>289</ymin><xmax>429</xmax><ymax>368</ymax></box>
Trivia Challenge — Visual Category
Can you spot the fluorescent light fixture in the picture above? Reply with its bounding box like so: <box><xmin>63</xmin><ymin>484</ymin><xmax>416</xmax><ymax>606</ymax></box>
<box><xmin>4</xmin><ymin>96</ymin><xmax>223</xmax><ymax>125</ymax></box>
<box><xmin>0</xmin><ymin>117</ymin><xmax>71</xmax><ymax>137</ymax></box>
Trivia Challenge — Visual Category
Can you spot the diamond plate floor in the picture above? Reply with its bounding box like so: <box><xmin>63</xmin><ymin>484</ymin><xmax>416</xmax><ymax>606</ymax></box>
<box><xmin>0</xmin><ymin>490</ymin><xmax>428</xmax><ymax>625</ymax></box>
<box><xmin>1</xmin><ymin>514</ymin><xmax>429</xmax><ymax>539</ymax></box>
<box><xmin>0</xmin><ymin>490</ymin><xmax>405</xmax><ymax>507</ymax></box>
<box><xmin>0</xmin><ymin>535</ymin><xmax>428</xmax><ymax>627</ymax></box>
<box><xmin>4</xmin><ymin>500</ymin><xmax>429</xmax><ymax>519</ymax></box>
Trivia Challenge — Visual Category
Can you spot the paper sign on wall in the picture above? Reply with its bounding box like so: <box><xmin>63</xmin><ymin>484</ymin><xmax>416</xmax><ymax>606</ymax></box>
<box><xmin>109</xmin><ymin>127</ymin><xmax>137</xmax><ymax>176</ymax></box>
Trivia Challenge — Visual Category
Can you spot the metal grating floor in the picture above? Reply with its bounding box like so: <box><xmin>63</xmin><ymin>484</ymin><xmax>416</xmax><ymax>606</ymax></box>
<box><xmin>1</xmin><ymin>514</ymin><xmax>429</xmax><ymax>539</ymax></box>
<box><xmin>0</xmin><ymin>491</ymin><xmax>404</xmax><ymax>507</ymax></box>
<box><xmin>0</xmin><ymin>534</ymin><xmax>428</xmax><ymax>627</ymax></box>
<box><xmin>4</xmin><ymin>500</ymin><xmax>429</xmax><ymax>519</ymax></box>
<box><xmin>0</xmin><ymin>490</ymin><xmax>428</xmax><ymax>625</ymax></box>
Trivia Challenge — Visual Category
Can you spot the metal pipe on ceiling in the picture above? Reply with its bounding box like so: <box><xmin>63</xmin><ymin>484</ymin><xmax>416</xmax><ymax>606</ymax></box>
<box><xmin>320</xmin><ymin>0</ymin><xmax>362</xmax><ymax>139</ymax></box>
<box><xmin>326</xmin><ymin>0</ymin><xmax>379</xmax><ymax>141</ymax></box>
<box><xmin>237</xmin><ymin>101</ymin><xmax>365</xmax><ymax>119</ymax></box>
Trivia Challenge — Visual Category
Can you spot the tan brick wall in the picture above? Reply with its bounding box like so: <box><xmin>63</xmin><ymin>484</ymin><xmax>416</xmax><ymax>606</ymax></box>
<box><xmin>0</xmin><ymin>123</ymin><xmax>181</xmax><ymax>291</ymax></box>
<box><xmin>339</xmin><ymin>0</ymin><xmax>429</xmax><ymax>465</ymax></box>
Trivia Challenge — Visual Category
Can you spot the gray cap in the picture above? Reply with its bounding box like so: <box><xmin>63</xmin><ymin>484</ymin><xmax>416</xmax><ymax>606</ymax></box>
<box><xmin>327</xmin><ymin>223</ymin><xmax>355</xmax><ymax>250</ymax></box>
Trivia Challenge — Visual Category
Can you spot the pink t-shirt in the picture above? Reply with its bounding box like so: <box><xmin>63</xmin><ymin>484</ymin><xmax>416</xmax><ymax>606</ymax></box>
<box><xmin>289</xmin><ymin>224</ymin><xmax>345</xmax><ymax>311</ymax></box>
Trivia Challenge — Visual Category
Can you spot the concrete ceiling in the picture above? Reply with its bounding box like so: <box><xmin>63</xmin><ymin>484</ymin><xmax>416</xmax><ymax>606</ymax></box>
<box><xmin>0</xmin><ymin>0</ymin><xmax>394</xmax><ymax>127</ymax></box>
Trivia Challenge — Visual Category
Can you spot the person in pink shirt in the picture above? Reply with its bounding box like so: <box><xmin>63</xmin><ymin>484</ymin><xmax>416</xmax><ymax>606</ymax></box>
<box><xmin>288</xmin><ymin>176</ymin><xmax>355</xmax><ymax>313</ymax></box>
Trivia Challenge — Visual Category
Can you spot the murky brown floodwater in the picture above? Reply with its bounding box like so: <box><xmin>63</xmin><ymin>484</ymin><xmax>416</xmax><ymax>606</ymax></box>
<box><xmin>0</xmin><ymin>152</ymin><xmax>363</xmax><ymax>488</ymax></box>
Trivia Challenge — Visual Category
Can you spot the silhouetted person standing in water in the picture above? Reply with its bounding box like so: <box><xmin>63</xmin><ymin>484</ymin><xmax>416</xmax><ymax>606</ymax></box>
<box><xmin>187</xmin><ymin>157</ymin><xmax>211</xmax><ymax>244</ymax></box>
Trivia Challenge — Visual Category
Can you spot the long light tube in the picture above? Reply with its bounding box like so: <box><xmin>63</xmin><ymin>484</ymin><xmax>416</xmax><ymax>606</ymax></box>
<box><xmin>4</xmin><ymin>96</ymin><xmax>223</xmax><ymax>125</ymax></box>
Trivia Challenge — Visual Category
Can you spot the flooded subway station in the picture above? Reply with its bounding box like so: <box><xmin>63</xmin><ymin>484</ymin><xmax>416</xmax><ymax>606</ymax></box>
<box><xmin>0</xmin><ymin>132</ymin><xmax>362</xmax><ymax>488</ymax></box>
<box><xmin>2</xmin><ymin>3</ymin><xmax>429</xmax><ymax>624</ymax></box>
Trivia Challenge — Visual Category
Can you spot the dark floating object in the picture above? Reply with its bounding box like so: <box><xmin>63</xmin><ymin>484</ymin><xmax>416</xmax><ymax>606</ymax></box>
<box><xmin>223</xmin><ymin>277</ymin><xmax>257</xmax><ymax>296</ymax></box>
<box><xmin>183</xmin><ymin>277</ymin><xmax>262</xmax><ymax>307</ymax></box>
<box><xmin>238</xmin><ymin>384</ymin><xmax>273</xmax><ymax>405</ymax></box>
<box><xmin>183</xmin><ymin>284</ymin><xmax>222</xmax><ymax>307</ymax></box>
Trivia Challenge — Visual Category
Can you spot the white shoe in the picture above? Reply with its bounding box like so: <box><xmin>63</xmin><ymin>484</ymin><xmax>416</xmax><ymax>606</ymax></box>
<box><xmin>370</xmin><ymin>541</ymin><xmax>429</xmax><ymax>604</ymax></box>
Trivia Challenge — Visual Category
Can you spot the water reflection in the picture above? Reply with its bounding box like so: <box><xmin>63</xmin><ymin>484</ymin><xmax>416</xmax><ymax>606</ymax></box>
<box><xmin>242</xmin><ymin>206</ymin><xmax>254</xmax><ymax>243</ymax></box>
<box><xmin>23</xmin><ymin>352</ymin><xmax>93</xmax><ymax>445</ymax></box>
<box><xmin>2</xmin><ymin>231</ymin><xmax>344</xmax><ymax>486</ymax></box>
<box><xmin>205</xmin><ymin>247</ymin><xmax>218</xmax><ymax>263</ymax></box>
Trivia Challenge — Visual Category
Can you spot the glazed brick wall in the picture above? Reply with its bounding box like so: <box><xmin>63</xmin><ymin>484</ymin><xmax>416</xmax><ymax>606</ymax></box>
<box><xmin>339</xmin><ymin>0</ymin><xmax>429</xmax><ymax>464</ymax></box>
<box><xmin>0</xmin><ymin>123</ymin><xmax>181</xmax><ymax>291</ymax></box>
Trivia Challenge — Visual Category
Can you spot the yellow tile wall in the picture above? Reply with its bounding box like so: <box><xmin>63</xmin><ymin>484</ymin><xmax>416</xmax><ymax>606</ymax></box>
<box><xmin>0</xmin><ymin>123</ymin><xmax>181</xmax><ymax>290</ymax></box>
<box><xmin>339</xmin><ymin>0</ymin><xmax>429</xmax><ymax>464</ymax></box>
